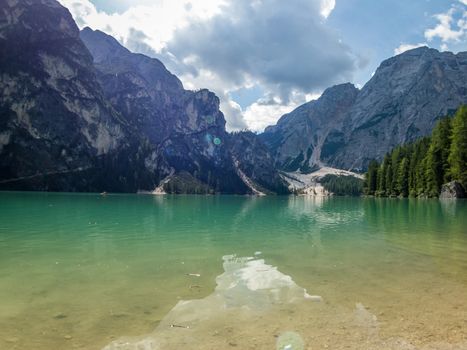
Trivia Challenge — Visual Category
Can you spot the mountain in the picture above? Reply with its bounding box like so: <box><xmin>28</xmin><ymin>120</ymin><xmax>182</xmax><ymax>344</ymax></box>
<box><xmin>262</xmin><ymin>47</ymin><xmax>467</xmax><ymax>172</ymax></box>
<box><xmin>80</xmin><ymin>27</ymin><xmax>288</xmax><ymax>194</ymax></box>
<box><xmin>261</xmin><ymin>83</ymin><xmax>359</xmax><ymax>172</ymax></box>
<box><xmin>79</xmin><ymin>27</ymin><xmax>216</xmax><ymax>144</ymax></box>
<box><xmin>0</xmin><ymin>0</ymin><xmax>288</xmax><ymax>194</ymax></box>
<box><xmin>0</xmin><ymin>0</ymin><xmax>162</xmax><ymax>192</ymax></box>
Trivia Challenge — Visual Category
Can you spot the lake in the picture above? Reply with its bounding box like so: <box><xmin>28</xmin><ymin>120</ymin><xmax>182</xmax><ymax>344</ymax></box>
<box><xmin>0</xmin><ymin>192</ymin><xmax>466</xmax><ymax>349</ymax></box>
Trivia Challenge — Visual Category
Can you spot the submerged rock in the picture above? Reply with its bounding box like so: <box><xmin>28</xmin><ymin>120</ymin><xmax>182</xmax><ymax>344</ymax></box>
<box><xmin>439</xmin><ymin>181</ymin><xmax>466</xmax><ymax>199</ymax></box>
<box><xmin>102</xmin><ymin>255</ymin><xmax>320</xmax><ymax>350</ymax></box>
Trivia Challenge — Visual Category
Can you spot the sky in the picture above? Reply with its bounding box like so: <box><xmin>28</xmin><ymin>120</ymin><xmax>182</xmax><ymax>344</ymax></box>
<box><xmin>59</xmin><ymin>0</ymin><xmax>467</xmax><ymax>132</ymax></box>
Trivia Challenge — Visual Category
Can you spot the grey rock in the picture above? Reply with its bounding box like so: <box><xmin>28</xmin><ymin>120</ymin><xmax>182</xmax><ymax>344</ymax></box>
<box><xmin>439</xmin><ymin>181</ymin><xmax>466</xmax><ymax>199</ymax></box>
<box><xmin>330</xmin><ymin>47</ymin><xmax>467</xmax><ymax>171</ymax></box>
<box><xmin>261</xmin><ymin>83</ymin><xmax>358</xmax><ymax>172</ymax></box>
<box><xmin>80</xmin><ymin>28</ymin><xmax>287</xmax><ymax>194</ymax></box>
<box><xmin>229</xmin><ymin>131</ymin><xmax>289</xmax><ymax>194</ymax></box>
<box><xmin>0</xmin><ymin>0</ymin><xmax>286</xmax><ymax>195</ymax></box>
<box><xmin>0</xmin><ymin>0</ymin><xmax>161</xmax><ymax>192</ymax></box>
<box><xmin>263</xmin><ymin>47</ymin><xmax>467</xmax><ymax>172</ymax></box>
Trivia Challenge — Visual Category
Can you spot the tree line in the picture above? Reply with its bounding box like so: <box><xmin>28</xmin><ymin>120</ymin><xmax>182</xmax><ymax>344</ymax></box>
<box><xmin>364</xmin><ymin>105</ymin><xmax>467</xmax><ymax>198</ymax></box>
<box><xmin>321</xmin><ymin>174</ymin><xmax>363</xmax><ymax>196</ymax></box>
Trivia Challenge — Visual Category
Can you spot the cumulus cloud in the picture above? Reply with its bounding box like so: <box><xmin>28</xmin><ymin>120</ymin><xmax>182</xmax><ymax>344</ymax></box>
<box><xmin>244</xmin><ymin>102</ymin><xmax>295</xmax><ymax>132</ymax></box>
<box><xmin>394</xmin><ymin>42</ymin><xmax>428</xmax><ymax>55</ymax></box>
<box><xmin>244</xmin><ymin>91</ymin><xmax>322</xmax><ymax>132</ymax></box>
<box><xmin>320</xmin><ymin>0</ymin><xmax>336</xmax><ymax>18</ymax></box>
<box><xmin>59</xmin><ymin>0</ymin><xmax>224</xmax><ymax>51</ymax></box>
<box><xmin>59</xmin><ymin>0</ymin><xmax>359</xmax><ymax>131</ymax></box>
<box><xmin>167</xmin><ymin>0</ymin><xmax>360</xmax><ymax>103</ymax></box>
<box><xmin>424</xmin><ymin>5</ymin><xmax>467</xmax><ymax>45</ymax></box>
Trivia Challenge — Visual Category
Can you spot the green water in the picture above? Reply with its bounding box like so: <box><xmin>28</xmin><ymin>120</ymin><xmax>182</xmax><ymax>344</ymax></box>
<box><xmin>0</xmin><ymin>193</ymin><xmax>466</xmax><ymax>349</ymax></box>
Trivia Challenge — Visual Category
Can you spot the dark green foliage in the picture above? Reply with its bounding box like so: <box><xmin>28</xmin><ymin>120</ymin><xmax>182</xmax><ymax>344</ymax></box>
<box><xmin>449</xmin><ymin>106</ymin><xmax>467</xmax><ymax>188</ymax></box>
<box><xmin>364</xmin><ymin>160</ymin><xmax>379</xmax><ymax>195</ymax></box>
<box><xmin>365</xmin><ymin>106</ymin><xmax>466</xmax><ymax>198</ymax></box>
<box><xmin>397</xmin><ymin>157</ymin><xmax>409</xmax><ymax>197</ymax></box>
<box><xmin>163</xmin><ymin>172</ymin><xmax>215</xmax><ymax>194</ymax></box>
<box><xmin>425</xmin><ymin>117</ymin><xmax>452</xmax><ymax>196</ymax></box>
<box><xmin>321</xmin><ymin>174</ymin><xmax>363</xmax><ymax>196</ymax></box>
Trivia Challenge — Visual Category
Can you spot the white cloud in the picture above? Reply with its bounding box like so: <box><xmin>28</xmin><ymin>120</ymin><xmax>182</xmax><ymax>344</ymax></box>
<box><xmin>244</xmin><ymin>103</ymin><xmax>294</xmax><ymax>132</ymax></box>
<box><xmin>424</xmin><ymin>6</ymin><xmax>467</xmax><ymax>44</ymax></box>
<box><xmin>168</xmin><ymin>0</ymin><xmax>358</xmax><ymax>97</ymax></box>
<box><xmin>59</xmin><ymin>0</ymin><xmax>352</xmax><ymax>131</ymax></box>
<box><xmin>320</xmin><ymin>0</ymin><xmax>336</xmax><ymax>19</ymax></box>
<box><xmin>59</xmin><ymin>0</ymin><xmax>225</xmax><ymax>51</ymax></box>
<box><xmin>459</xmin><ymin>0</ymin><xmax>467</xmax><ymax>6</ymax></box>
<box><xmin>394</xmin><ymin>42</ymin><xmax>427</xmax><ymax>55</ymax></box>
<box><xmin>243</xmin><ymin>91</ymin><xmax>322</xmax><ymax>132</ymax></box>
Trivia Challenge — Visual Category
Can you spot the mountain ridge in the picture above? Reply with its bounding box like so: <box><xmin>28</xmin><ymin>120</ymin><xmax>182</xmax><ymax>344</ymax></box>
<box><xmin>262</xmin><ymin>46</ymin><xmax>467</xmax><ymax>172</ymax></box>
<box><xmin>1</xmin><ymin>0</ymin><xmax>466</xmax><ymax>194</ymax></box>
<box><xmin>0</xmin><ymin>1</ymin><xmax>289</xmax><ymax>194</ymax></box>
<box><xmin>0</xmin><ymin>0</ymin><xmax>163</xmax><ymax>192</ymax></box>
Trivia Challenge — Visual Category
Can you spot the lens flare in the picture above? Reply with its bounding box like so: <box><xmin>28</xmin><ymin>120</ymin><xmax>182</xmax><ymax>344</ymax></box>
<box><xmin>276</xmin><ymin>332</ymin><xmax>304</xmax><ymax>350</ymax></box>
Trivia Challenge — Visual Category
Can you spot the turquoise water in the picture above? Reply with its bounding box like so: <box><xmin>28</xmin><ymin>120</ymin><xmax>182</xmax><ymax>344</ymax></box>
<box><xmin>0</xmin><ymin>193</ymin><xmax>466</xmax><ymax>349</ymax></box>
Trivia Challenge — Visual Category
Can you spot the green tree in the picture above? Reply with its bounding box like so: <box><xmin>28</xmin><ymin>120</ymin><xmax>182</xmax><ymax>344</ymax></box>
<box><xmin>385</xmin><ymin>163</ymin><xmax>393</xmax><ymax>196</ymax></box>
<box><xmin>397</xmin><ymin>157</ymin><xmax>409</xmax><ymax>197</ymax></box>
<box><xmin>378</xmin><ymin>155</ymin><xmax>390</xmax><ymax>196</ymax></box>
<box><xmin>417</xmin><ymin>156</ymin><xmax>428</xmax><ymax>196</ymax></box>
<box><xmin>408</xmin><ymin>138</ymin><xmax>429</xmax><ymax>196</ymax></box>
<box><xmin>425</xmin><ymin>117</ymin><xmax>452</xmax><ymax>196</ymax></box>
<box><xmin>449</xmin><ymin>105</ymin><xmax>467</xmax><ymax>188</ymax></box>
<box><xmin>365</xmin><ymin>160</ymin><xmax>379</xmax><ymax>195</ymax></box>
<box><xmin>390</xmin><ymin>147</ymin><xmax>402</xmax><ymax>196</ymax></box>
<box><xmin>364</xmin><ymin>105</ymin><xmax>465</xmax><ymax>198</ymax></box>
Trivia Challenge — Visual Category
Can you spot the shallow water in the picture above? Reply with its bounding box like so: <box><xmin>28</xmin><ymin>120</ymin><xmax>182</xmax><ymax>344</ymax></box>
<box><xmin>0</xmin><ymin>193</ymin><xmax>466</xmax><ymax>349</ymax></box>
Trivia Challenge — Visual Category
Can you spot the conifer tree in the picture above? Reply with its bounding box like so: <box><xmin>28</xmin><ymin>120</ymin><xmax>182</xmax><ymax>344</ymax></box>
<box><xmin>364</xmin><ymin>105</ymin><xmax>465</xmax><ymax>198</ymax></box>
<box><xmin>390</xmin><ymin>147</ymin><xmax>402</xmax><ymax>196</ymax></box>
<box><xmin>425</xmin><ymin>118</ymin><xmax>452</xmax><ymax>196</ymax></box>
<box><xmin>449</xmin><ymin>105</ymin><xmax>467</xmax><ymax>188</ymax></box>
<box><xmin>365</xmin><ymin>160</ymin><xmax>379</xmax><ymax>195</ymax></box>
<box><xmin>385</xmin><ymin>163</ymin><xmax>393</xmax><ymax>196</ymax></box>
<box><xmin>397</xmin><ymin>157</ymin><xmax>409</xmax><ymax>197</ymax></box>
<box><xmin>378</xmin><ymin>155</ymin><xmax>390</xmax><ymax>196</ymax></box>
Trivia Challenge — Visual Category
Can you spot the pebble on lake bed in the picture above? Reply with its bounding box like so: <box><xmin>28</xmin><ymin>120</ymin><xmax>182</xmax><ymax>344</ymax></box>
<box><xmin>5</xmin><ymin>337</ymin><xmax>19</xmax><ymax>343</ymax></box>
<box><xmin>187</xmin><ymin>273</ymin><xmax>201</xmax><ymax>277</ymax></box>
<box><xmin>304</xmin><ymin>292</ymin><xmax>323</xmax><ymax>302</ymax></box>
<box><xmin>276</xmin><ymin>332</ymin><xmax>304</xmax><ymax>350</ymax></box>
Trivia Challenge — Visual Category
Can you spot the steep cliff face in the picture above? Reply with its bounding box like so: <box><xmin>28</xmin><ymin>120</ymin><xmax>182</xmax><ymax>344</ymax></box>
<box><xmin>0</xmin><ymin>0</ymin><xmax>163</xmax><ymax>191</ymax></box>
<box><xmin>263</xmin><ymin>47</ymin><xmax>467</xmax><ymax>172</ymax></box>
<box><xmin>229</xmin><ymin>132</ymin><xmax>290</xmax><ymax>195</ymax></box>
<box><xmin>80</xmin><ymin>28</ymin><xmax>288</xmax><ymax>194</ymax></box>
<box><xmin>0</xmin><ymin>1</ymin><xmax>287</xmax><ymax>194</ymax></box>
<box><xmin>80</xmin><ymin>28</ymin><xmax>217</xmax><ymax>143</ymax></box>
<box><xmin>261</xmin><ymin>83</ymin><xmax>359</xmax><ymax>172</ymax></box>
<box><xmin>328</xmin><ymin>47</ymin><xmax>467</xmax><ymax>170</ymax></box>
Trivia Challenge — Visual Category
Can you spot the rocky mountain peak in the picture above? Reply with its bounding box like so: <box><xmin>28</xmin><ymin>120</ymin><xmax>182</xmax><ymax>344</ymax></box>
<box><xmin>78</xmin><ymin>24</ymin><xmax>287</xmax><ymax>194</ymax></box>
<box><xmin>261</xmin><ymin>83</ymin><xmax>359</xmax><ymax>172</ymax></box>
<box><xmin>80</xmin><ymin>27</ymin><xmax>132</xmax><ymax>64</ymax></box>
<box><xmin>263</xmin><ymin>47</ymin><xmax>467</xmax><ymax>172</ymax></box>
<box><xmin>0</xmin><ymin>0</ymin><xmax>165</xmax><ymax>192</ymax></box>
<box><xmin>80</xmin><ymin>27</ymin><xmax>184</xmax><ymax>93</ymax></box>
